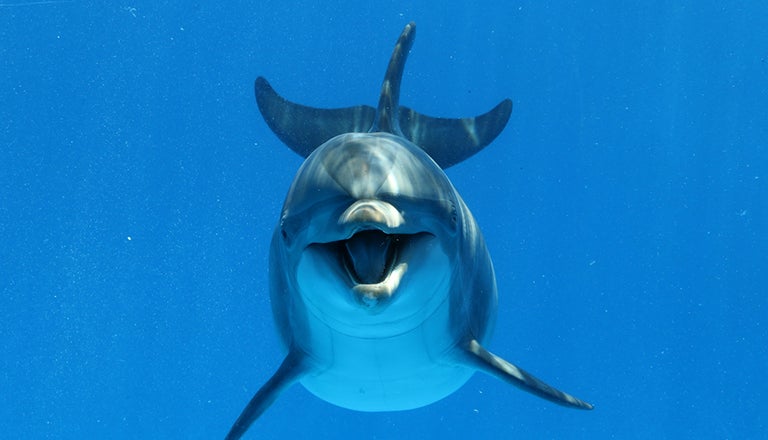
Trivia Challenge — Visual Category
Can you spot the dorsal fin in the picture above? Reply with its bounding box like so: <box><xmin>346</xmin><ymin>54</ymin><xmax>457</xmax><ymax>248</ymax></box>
<box><xmin>254</xmin><ymin>22</ymin><xmax>513</xmax><ymax>169</ymax></box>
<box><xmin>372</xmin><ymin>21</ymin><xmax>415</xmax><ymax>134</ymax></box>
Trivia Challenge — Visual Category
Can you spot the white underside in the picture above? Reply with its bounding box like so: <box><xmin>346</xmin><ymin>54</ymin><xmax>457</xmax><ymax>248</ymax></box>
<box><xmin>295</xmin><ymin>234</ymin><xmax>473</xmax><ymax>411</ymax></box>
<box><xmin>299</xmin><ymin>296</ymin><xmax>474</xmax><ymax>411</ymax></box>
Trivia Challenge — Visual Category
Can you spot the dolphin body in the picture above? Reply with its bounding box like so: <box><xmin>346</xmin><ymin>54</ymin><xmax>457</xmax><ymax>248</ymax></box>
<box><xmin>226</xmin><ymin>22</ymin><xmax>592</xmax><ymax>439</ymax></box>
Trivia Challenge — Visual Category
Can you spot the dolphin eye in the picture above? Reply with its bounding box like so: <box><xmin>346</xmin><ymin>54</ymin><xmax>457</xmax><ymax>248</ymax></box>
<box><xmin>280</xmin><ymin>226</ymin><xmax>296</xmax><ymax>247</ymax></box>
<box><xmin>279</xmin><ymin>216</ymin><xmax>290</xmax><ymax>242</ymax></box>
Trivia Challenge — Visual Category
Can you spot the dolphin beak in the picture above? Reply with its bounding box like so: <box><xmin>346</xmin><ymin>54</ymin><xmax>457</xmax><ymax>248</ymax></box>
<box><xmin>337</xmin><ymin>200</ymin><xmax>409</xmax><ymax>308</ymax></box>
<box><xmin>339</xmin><ymin>199</ymin><xmax>404</xmax><ymax>228</ymax></box>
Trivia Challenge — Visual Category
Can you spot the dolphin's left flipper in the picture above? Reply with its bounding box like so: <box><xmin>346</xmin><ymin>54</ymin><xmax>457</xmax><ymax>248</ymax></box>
<box><xmin>225</xmin><ymin>349</ymin><xmax>309</xmax><ymax>440</ymax></box>
<box><xmin>463</xmin><ymin>339</ymin><xmax>594</xmax><ymax>410</ymax></box>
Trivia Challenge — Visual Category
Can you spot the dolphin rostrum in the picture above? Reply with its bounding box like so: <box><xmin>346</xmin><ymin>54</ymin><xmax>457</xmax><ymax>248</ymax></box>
<box><xmin>226</xmin><ymin>22</ymin><xmax>592</xmax><ymax>440</ymax></box>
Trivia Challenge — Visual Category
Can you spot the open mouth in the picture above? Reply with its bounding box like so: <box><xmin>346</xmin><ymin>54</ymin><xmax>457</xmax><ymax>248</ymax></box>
<box><xmin>298</xmin><ymin>199</ymin><xmax>439</xmax><ymax>309</ymax></box>
<box><xmin>341</xmin><ymin>229</ymin><xmax>401</xmax><ymax>285</ymax></box>
<box><xmin>300</xmin><ymin>225</ymin><xmax>442</xmax><ymax>314</ymax></box>
<box><xmin>332</xmin><ymin>228</ymin><xmax>419</xmax><ymax>308</ymax></box>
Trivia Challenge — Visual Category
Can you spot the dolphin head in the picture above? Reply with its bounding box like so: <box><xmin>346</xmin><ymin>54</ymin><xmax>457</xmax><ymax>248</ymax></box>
<box><xmin>276</xmin><ymin>132</ymin><xmax>461</xmax><ymax>338</ymax></box>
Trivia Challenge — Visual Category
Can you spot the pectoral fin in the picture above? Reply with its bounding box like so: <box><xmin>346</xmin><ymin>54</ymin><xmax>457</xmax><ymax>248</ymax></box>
<box><xmin>225</xmin><ymin>349</ymin><xmax>309</xmax><ymax>440</ymax></box>
<box><xmin>463</xmin><ymin>339</ymin><xmax>593</xmax><ymax>410</ymax></box>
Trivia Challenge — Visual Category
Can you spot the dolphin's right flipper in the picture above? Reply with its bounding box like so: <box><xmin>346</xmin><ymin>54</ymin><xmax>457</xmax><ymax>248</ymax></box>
<box><xmin>255</xmin><ymin>77</ymin><xmax>376</xmax><ymax>158</ymax></box>
<box><xmin>462</xmin><ymin>339</ymin><xmax>594</xmax><ymax>410</ymax></box>
<box><xmin>225</xmin><ymin>349</ymin><xmax>308</xmax><ymax>440</ymax></box>
<box><xmin>398</xmin><ymin>99</ymin><xmax>512</xmax><ymax>169</ymax></box>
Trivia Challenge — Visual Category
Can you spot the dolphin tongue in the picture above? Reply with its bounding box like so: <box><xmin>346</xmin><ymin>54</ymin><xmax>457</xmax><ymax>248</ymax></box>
<box><xmin>344</xmin><ymin>230</ymin><xmax>393</xmax><ymax>284</ymax></box>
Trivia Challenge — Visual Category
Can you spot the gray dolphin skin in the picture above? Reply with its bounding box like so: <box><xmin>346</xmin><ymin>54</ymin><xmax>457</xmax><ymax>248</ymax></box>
<box><xmin>226</xmin><ymin>22</ymin><xmax>592</xmax><ymax>439</ymax></box>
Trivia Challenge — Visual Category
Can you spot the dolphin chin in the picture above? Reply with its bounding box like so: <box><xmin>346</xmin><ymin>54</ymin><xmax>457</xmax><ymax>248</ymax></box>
<box><xmin>225</xmin><ymin>22</ymin><xmax>592</xmax><ymax>440</ymax></box>
<box><xmin>351</xmin><ymin>262</ymin><xmax>408</xmax><ymax>308</ymax></box>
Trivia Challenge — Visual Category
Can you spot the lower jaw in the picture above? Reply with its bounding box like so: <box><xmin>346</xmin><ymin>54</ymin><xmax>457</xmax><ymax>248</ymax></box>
<box><xmin>351</xmin><ymin>262</ymin><xmax>408</xmax><ymax>310</ymax></box>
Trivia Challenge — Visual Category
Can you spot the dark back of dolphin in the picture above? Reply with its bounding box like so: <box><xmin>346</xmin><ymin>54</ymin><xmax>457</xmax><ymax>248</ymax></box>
<box><xmin>254</xmin><ymin>22</ymin><xmax>513</xmax><ymax>169</ymax></box>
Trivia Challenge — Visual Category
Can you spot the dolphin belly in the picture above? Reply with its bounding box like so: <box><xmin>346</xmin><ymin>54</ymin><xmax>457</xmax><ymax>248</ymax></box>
<box><xmin>299</xmin><ymin>297</ymin><xmax>473</xmax><ymax>411</ymax></box>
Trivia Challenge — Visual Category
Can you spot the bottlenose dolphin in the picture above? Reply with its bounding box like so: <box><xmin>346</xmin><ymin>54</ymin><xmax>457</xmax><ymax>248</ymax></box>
<box><xmin>226</xmin><ymin>22</ymin><xmax>592</xmax><ymax>439</ymax></box>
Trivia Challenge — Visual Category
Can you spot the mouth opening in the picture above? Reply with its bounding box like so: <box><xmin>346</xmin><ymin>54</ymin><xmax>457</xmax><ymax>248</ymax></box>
<box><xmin>341</xmin><ymin>229</ymin><xmax>401</xmax><ymax>285</ymax></box>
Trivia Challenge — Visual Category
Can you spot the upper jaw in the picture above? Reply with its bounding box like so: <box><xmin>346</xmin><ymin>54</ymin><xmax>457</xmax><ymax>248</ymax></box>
<box><xmin>338</xmin><ymin>199</ymin><xmax>405</xmax><ymax>230</ymax></box>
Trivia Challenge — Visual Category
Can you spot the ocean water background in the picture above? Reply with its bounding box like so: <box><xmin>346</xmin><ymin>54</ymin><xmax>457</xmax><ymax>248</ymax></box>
<box><xmin>1</xmin><ymin>1</ymin><xmax>766</xmax><ymax>439</ymax></box>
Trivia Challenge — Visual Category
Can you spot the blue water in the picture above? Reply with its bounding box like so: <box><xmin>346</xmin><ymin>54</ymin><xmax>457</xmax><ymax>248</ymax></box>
<box><xmin>2</xmin><ymin>2</ymin><xmax>766</xmax><ymax>439</ymax></box>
